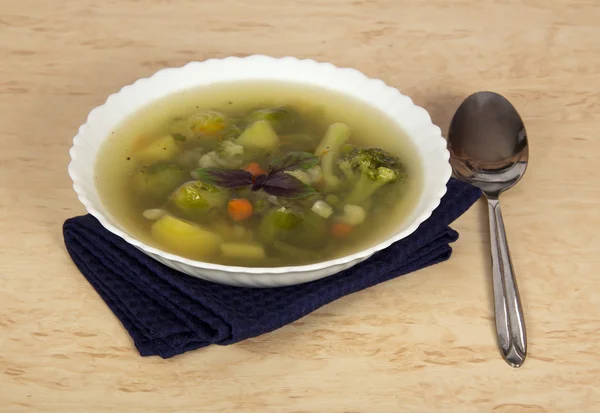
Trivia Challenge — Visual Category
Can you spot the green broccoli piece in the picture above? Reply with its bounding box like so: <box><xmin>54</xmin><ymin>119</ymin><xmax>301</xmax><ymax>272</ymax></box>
<box><xmin>314</xmin><ymin>123</ymin><xmax>350</xmax><ymax>190</ymax></box>
<box><xmin>338</xmin><ymin>147</ymin><xmax>407</xmax><ymax>205</ymax></box>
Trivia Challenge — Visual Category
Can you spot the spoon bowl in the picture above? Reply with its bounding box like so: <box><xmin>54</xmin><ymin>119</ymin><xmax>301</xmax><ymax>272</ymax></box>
<box><xmin>448</xmin><ymin>91</ymin><xmax>528</xmax><ymax>367</ymax></box>
<box><xmin>449</xmin><ymin>91</ymin><xmax>529</xmax><ymax>198</ymax></box>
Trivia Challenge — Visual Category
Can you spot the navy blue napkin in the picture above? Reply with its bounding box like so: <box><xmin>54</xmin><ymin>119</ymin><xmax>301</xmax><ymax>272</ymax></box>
<box><xmin>63</xmin><ymin>178</ymin><xmax>481</xmax><ymax>358</ymax></box>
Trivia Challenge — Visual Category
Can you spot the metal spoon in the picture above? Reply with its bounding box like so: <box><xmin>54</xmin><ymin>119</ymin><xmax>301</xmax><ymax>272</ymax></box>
<box><xmin>447</xmin><ymin>91</ymin><xmax>528</xmax><ymax>368</ymax></box>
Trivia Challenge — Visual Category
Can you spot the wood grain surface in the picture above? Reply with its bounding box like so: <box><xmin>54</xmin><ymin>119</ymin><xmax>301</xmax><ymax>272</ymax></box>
<box><xmin>1</xmin><ymin>0</ymin><xmax>599</xmax><ymax>412</ymax></box>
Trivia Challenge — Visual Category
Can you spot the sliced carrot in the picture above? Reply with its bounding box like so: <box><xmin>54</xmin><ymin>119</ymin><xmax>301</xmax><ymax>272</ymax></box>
<box><xmin>227</xmin><ymin>199</ymin><xmax>254</xmax><ymax>222</ymax></box>
<box><xmin>243</xmin><ymin>162</ymin><xmax>267</xmax><ymax>177</ymax></box>
<box><xmin>330</xmin><ymin>223</ymin><xmax>353</xmax><ymax>238</ymax></box>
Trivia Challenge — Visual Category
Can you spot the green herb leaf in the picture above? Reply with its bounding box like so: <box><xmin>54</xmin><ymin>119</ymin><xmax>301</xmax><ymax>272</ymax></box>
<box><xmin>172</xmin><ymin>133</ymin><xmax>187</xmax><ymax>142</ymax></box>
<box><xmin>262</xmin><ymin>173</ymin><xmax>317</xmax><ymax>199</ymax></box>
<box><xmin>194</xmin><ymin>168</ymin><xmax>253</xmax><ymax>188</ymax></box>
<box><xmin>269</xmin><ymin>152</ymin><xmax>319</xmax><ymax>173</ymax></box>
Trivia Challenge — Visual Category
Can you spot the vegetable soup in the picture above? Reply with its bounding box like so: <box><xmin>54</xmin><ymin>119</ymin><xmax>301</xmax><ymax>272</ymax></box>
<box><xmin>95</xmin><ymin>81</ymin><xmax>423</xmax><ymax>267</ymax></box>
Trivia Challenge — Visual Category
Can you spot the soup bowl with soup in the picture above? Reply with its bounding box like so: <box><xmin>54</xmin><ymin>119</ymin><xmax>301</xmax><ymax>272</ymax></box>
<box><xmin>68</xmin><ymin>55</ymin><xmax>451</xmax><ymax>287</ymax></box>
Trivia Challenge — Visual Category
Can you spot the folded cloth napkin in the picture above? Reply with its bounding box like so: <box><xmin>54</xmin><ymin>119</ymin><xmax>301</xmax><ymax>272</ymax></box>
<box><xmin>63</xmin><ymin>178</ymin><xmax>481</xmax><ymax>358</ymax></box>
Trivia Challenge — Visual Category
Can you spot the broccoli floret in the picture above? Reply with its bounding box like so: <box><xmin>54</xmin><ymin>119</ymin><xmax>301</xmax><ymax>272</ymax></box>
<box><xmin>338</xmin><ymin>148</ymin><xmax>407</xmax><ymax>205</ymax></box>
<box><xmin>197</xmin><ymin>139</ymin><xmax>244</xmax><ymax>169</ymax></box>
<box><xmin>337</xmin><ymin>158</ymin><xmax>356</xmax><ymax>182</ymax></box>
<box><xmin>314</xmin><ymin>123</ymin><xmax>350</xmax><ymax>190</ymax></box>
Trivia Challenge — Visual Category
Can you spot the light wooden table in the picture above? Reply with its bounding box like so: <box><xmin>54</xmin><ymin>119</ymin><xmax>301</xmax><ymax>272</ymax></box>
<box><xmin>2</xmin><ymin>1</ymin><xmax>599</xmax><ymax>412</ymax></box>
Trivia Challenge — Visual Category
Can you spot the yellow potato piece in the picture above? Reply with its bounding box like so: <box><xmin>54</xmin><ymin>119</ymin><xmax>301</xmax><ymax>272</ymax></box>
<box><xmin>235</xmin><ymin>120</ymin><xmax>280</xmax><ymax>151</ymax></box>
<box><xmin>135</xmin><ymin>135</ymin><xmax>180</xmax><ymax>164</ymax></box>
<box><xmin>220</xmin><ymin>242</ymin><xmax>266</xmax><ymax>260</ymax></box>
<box><xmin>151</xmin><ymin>215</ymin><xmax>222</xmax><ymax>259</ymax></box>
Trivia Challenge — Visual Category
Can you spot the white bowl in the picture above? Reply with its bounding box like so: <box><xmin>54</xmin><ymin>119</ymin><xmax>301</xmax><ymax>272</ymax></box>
<box><xmin>68</xmin><ymin>55</ymin><xmax>451</xmax><ymax>288</ymax></box>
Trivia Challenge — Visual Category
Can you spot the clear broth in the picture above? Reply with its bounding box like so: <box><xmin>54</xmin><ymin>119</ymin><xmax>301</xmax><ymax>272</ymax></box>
<box><xmin>95</xmin><ymin>80</ymin><xmax>423</xmax><ymax>267</ymax></box>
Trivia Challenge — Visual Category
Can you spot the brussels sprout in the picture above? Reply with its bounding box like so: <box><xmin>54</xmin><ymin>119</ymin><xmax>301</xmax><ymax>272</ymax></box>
<box><xmin>245</xmin><ymin>107</ymin><xmax>295</xmax><ymax>132</ymax></box>
<box><xmin>188</xmin><ymin>110</ymin><xmax>227</xmax><ymax>136</ymax></box>
<box><xmin>271</xmin><ymin>208</ymin><xmax>303</xmax><ymax>229</ymax></box>
<box><xmin>257</xmin><ymin>207</ymin><xmax>326</xmax><ymax>248</ymax></box>
<box><xmin>170</xmin><ymin>181</ymin><xmax>229</xmax><ymax>214</ymax></box>
<box><xmin>258</xmin><ymin>207</ymin><xmax>302</xmax><ymax>242</ymax></box>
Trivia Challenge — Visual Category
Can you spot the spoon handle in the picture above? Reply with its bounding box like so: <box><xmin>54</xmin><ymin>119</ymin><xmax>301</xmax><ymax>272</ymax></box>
<box><xmin>486</xmin><ymin>197</ymin><xmax>527</xmax><ymax>367</ymax></box>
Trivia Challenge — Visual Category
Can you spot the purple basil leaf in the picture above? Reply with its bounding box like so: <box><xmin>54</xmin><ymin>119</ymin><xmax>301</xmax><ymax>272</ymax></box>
<box><xmin>269</xmin><ymin>152</ymin><xmax>319</xmax><ymax>173</ymax></box>
<box><xmin>194</xmin><ymin>168</ymin><xmax>253</xmax><ymax>188</ymax></box>
<box><xmin>251</xmin><ymin>173</ymin><xmax>268</xmax><ymax>191</ymax></box>
<box><xmin>262</xmin><ymin>172</ymin><xmax>317</xmax><ymax>199</ymax></box>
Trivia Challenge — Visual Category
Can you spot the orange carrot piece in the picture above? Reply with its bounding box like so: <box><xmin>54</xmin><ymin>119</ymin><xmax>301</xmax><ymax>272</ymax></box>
<box><xmin>330</xmin><ymin>223</ymin><xmax>353</xmax><ymax>238</ymax></box>
<box><xmin>227</xmin><ymin>199</ymin><xmax>254</xmax><ymax>222</ymax></box>
<box><xmin>243</xmin><ymin>162</ymin><xmax>267</xmax><ymax>177</ymax></box>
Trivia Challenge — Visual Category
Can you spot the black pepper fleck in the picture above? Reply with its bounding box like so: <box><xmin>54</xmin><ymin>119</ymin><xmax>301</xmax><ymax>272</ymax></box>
<box><xmin>126</xmin><ymin>157</ymin><xmax>131</xmax><ymax>160</ymax></box>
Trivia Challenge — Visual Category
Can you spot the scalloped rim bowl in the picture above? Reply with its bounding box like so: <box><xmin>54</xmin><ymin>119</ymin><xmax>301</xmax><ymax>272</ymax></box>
<box><xmin>68</xmin><ymin>55</ymin><xmax>451</xmax><ymax>287</ymax></box>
